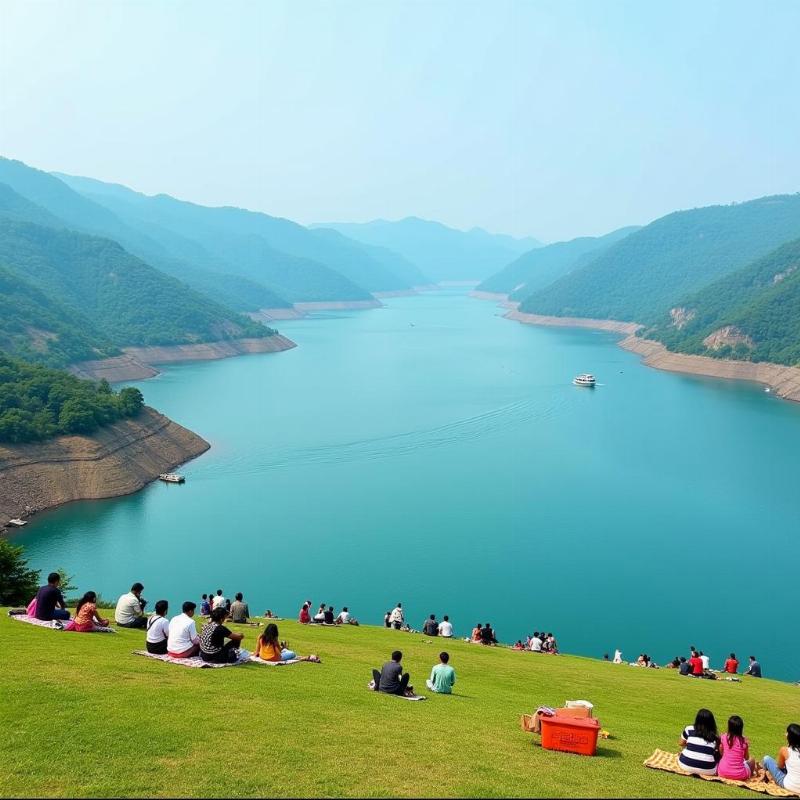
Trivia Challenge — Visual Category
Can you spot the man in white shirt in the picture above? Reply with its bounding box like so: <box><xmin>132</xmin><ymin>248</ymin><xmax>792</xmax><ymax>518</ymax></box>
<box><xmin>167</xmin><ymin>601</ymin><xmax>200</xmax><ymax>658</ymax></box>
<box><xmin>337</xmin><ymin>607</ymin><xmax>351</xmax><ymax>624</ymax></box>
<box><xmin>530</xmin><ymin>633</ymin><xmax>543</xmax><ymax>652</ymax></box>
<box><xmin>700</xmin><ymin>651</ymin><xmax>710</xmax><ymax>671</ymax></box>
<box><xmin>438</xmin><ymin>615</ymin><xmax>453</xmax><ymax>638</ymax></box>
<box><xmin>389</xmin><ymin>603</ymin><xmax>404</xmax><ymax>630</ymax></box>
<box><xmin>115</xmin><ymin>582</ymin><xmax>147</xmax><ymax>628</ymax></box>
<box><xmin>211</xmin><ymin>590</ymin><xmax>226</xmax><ymax>610</ymax></box>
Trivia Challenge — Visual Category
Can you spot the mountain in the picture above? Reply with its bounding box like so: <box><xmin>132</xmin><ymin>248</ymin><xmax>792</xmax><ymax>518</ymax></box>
<box><xmin>519</xmin><ymin>194</ymin><xmax>800</xmax><ymax>323</ymax></box>
<box><xmin>643</xmin><ymin>238</ymin><xmax>800</xmax><ymax>365</ymax></box>
<box><xmin>54</xmin><ymin>172</ymin><xmax>423</xmax><ymax>298</ymax></box>
<box><xmin>477</xmin><ymin>226</ymin><xmax>639</xmax><ymax>298</ymax></box>
<box><xmin>0</xmin><ymin>216</ymin><xmax>272</xmax><ymax>352</ymax></box>
<box><xmin>312</xmin><ymin>217</ymin><xmax>541</xmax><ymax>283</ymax></box>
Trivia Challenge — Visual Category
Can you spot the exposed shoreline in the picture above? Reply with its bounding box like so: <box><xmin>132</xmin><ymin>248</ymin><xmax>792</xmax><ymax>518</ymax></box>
<box><xmin>70</xmin><ymin>334</ymin><xmax>297</xmax><ymax>382</ymax></box>
<box><xmin>498</xmin><ymin>304</ymin><xmax>800</xmax><ymax>403</ymax></box>
<box><xmin>293</xmin><ymin>299</ymin><xmax>383</xmax><ymax>312</ymax></box>
<box><xmin>0</xmin><ymin>407</ymin><xmax>210</xmax><ymax>528</ymax></box>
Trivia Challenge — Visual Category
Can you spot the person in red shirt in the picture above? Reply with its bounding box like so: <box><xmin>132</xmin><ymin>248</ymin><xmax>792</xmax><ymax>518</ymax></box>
<box><xmin>689</xmin><ymin>650</ymin><xmax>704</xmax><ymax>676</ymax></box>
<box><xmin>723</xmin><ymin>652</ymin><xmax>739</xmax><ymax>674</ymax></box>
<box><xmin>298</xmin><ymin>602</ymin><xmax>311</xmax><ymax>624</ymax></box>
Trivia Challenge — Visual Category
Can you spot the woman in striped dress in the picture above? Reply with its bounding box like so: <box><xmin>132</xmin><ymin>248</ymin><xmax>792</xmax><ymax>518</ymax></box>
<box><xmin>679</xmin><ymin>708</ymin><xmax>720</xmax><ymax>775</ymax></box>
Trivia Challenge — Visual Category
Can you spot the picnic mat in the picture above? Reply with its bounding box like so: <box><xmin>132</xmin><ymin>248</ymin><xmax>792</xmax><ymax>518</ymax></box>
<box><xmin>644</xmin><ymin>749</ymin><xmax>797</xmax><ymax>797</ymax></box>
<box><xmin>366</xmin><ymin>682</ymin><xmax>426</xmax><ymax>700</ymax></box>
<box><xmin>11</xmin><ymin>615</ymin><xmax>115</xmax><ymax>633</ymax></box>
<box><xmin>132</xmin><ymin>650</ymin><xmax>306</xmax><ymax>668</ymax></box>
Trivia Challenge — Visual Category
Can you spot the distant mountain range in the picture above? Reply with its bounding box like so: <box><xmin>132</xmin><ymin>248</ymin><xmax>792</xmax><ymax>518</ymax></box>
<box><xmin>312</xmin><ymin>217</ymin><xmax>541</xmax><ymax>283</ymax></box>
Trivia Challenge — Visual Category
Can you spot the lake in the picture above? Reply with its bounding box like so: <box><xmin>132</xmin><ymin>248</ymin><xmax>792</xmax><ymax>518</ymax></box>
<box><xmin>13</xmin><ymin>289</ymin><xmax>800</xmax><ymax>680</ymax></box>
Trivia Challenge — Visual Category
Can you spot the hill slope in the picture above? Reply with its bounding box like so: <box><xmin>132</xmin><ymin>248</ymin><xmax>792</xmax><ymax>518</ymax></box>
<box><xmin>520</xmin><ymin>194</ymin><xmax>800</xmax><ymax>323</ymax></box>
<box><xmin>0</xmin><ymin>217</ymin><xmax>272</xmax><ymax>349</ymax></box>
<box><xmin>477</xmin><ymin>226</ymin><xmax>639</xmax><ymax>298</ymax></box>
<box><xmin>644</xmin><ymin>237</ymin><xmax>800</xmax><ymax>365</ymax></box>
<box><xmin>1</xmin><ymin>613</ymin><xmax>796</xmax><ymax>798</ymax></box>
<box><xmin>314</xmin><ymin>217</ymin><xmax>540</xmax><ymax>282</ymax></box>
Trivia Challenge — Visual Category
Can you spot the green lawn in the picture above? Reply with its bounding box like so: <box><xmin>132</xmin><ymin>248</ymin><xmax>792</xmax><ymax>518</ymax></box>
<box><xmin>2</xmin><ymin>611</ymin><xmax>798</xmax><ymax>798</ymax></box>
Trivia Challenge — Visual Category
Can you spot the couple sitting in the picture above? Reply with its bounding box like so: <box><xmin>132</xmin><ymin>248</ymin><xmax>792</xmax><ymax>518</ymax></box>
<box><xmin>371</xmin><ymin>651</ymin><xmax>455</xmax><ymax>696</ymax></box>
<box><xmin>161</xmin><ymin>601</ymin><xmax>244</xmax><ymax>663</ymax></box>
<box><xmin>31</xmin><ymin>574</ymin><xmax>110</xmax><ymax>632</ymax></box>
<box><xmin>471</xmin><ymin>623</ymin><xmax>497</xmax><ymax>645</ymax></box>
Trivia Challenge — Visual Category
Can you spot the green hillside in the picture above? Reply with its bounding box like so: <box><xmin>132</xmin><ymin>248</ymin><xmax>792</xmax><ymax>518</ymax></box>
<box><xmin>644</xmin><ymin>238</ymin><xmax>800</xmax><ymax>365</ymax></box>
<box><xmin>314</xmin><ymin>217</ymin><xmax>540</xmax><ymax>283</ymax></box>
<box><xmin>0</xmin><ymin>356</ymin><xmax>143</xmax><ymax>442</ymax></box>
<box><xmin>477</xmin><ymin>226</ymin><xmax>639</xmax><ymax>297</ymax></box>
<box><xmin>0</xmin><ymin>218</ymin><xmax>273</xmax><ymax>349</ymax></box>
<box><xmin>1</xmin><ymin>611</ymin><xmax>797</xmax><ymax>798</ymax></box>
<box><xmin>520</xmin><ymin>194</ymin><xmax>800</xmax><ymax>323</ymax></box>
<box><xmin>59</xmin><ymin>175</ymin><xmax>418</xmax><ymax>301</ymax></box>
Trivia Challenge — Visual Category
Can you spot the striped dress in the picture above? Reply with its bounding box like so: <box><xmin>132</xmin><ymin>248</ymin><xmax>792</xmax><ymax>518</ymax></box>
<box><xmin>679</xmin><ymin>725</ymin><xmax>719</xmax><ymax>775</ymax></box>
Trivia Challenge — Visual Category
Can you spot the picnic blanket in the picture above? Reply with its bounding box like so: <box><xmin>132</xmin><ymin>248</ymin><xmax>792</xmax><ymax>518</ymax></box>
<box><xmin>133</xmin><ymin>650</ymin><xmax>252</xmax><ymax>668</ymax></box>
<box><xmin>11</xmin><ymin>615</ymin><xmax>115</xmax><ymax>633</ymax></box>
<box><xmin>644</xmin><ymin>749</ymin><xmax>797</xmax><ymax>797</ymax></box>
<box><xmin>366</xmin><ymin>682</ymin><xmax>426</xmax><ymax>700</ymax></box>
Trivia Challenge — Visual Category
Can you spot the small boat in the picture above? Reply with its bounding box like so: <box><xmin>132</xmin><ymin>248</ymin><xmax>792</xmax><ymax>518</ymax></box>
<box><xmin>573</xmin><ymin>373</ymin><xmax>597</xmax><ymax>387</ymax></box>
<box><xmin>158</xmin><ymin>473</ymin><xmax>185</xmax><ymax>484</ymax></box>
<box><xmin>8</xmin><ymin>518</ymin><xmax>28</xmax><ymax>527</ymax></box>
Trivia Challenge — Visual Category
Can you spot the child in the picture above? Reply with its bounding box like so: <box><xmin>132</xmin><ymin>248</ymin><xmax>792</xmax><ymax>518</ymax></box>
<box><xmin>718</xmin><ymin>715</ymin><xmax>756</xmax><ymax>780</ymax></box>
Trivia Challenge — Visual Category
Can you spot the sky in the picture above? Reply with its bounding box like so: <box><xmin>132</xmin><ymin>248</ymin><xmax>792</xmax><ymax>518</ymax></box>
<box><xmin>1</xmin><ymin>0</ymin><xmax>799</xmax><ymax>242</ymax></box>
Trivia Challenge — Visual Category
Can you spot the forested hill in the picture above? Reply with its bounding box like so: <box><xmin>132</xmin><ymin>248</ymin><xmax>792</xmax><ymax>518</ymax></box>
<box><xmin>313</xmin><ymin>217</ymin><xmax>539</xmax><ymax>283</ymax></box>
<box><xmin>477</xmin><ymin>226</ymin><xmax>639</xmax><ymax>298</ymax></box>
<box><xmin>519</xmin><ymin>194</ymin><xmax>800</xmax><ymax>323</ymax></box>
<box><xmin>0</xmin><ymin>217</ymin><xmax>273</xmax><ymax>354</ymax></box>
<box><xmin>643</xmin><ymin>238</ymin><xmax>800</xmax><ymax>366</ymax></box>
<box><xmin>55</xmin><ymin>172</ymin><xmax>424</xmax><ymax>298</ymax></box>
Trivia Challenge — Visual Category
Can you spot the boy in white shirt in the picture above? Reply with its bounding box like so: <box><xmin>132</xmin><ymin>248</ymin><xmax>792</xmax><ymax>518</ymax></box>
<box><xmin>438</xmin><ymin>616</ymin><xmax>453</xmax><ymax>638</ymax></box>
<box><xmin>167</xmin><ymin>601</ymin><xmax>201</xmax><ymax>658</ymax></box>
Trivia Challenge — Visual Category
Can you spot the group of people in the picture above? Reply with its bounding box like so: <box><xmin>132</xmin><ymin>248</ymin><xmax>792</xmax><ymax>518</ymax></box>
<box><xmin>370</xmin><ymin>649</ymin><xmax>456</xmax><ymax>697</ymax></box>
<box><xmin>512</xmin><ymin>631</ymin><xmax>559</xmax><ymax>653</ymax></box>
<box><xmin>199</xmin><ymin>590</ymin><xmax>256</xmax><ymax>624</ymax></box>
<box><xmin>470</xmin><ymin>622</ymin><xmax>499</xmax><ymax>645</ymax></box>
<box><xmin>299</xmin><ymin>601</ymin><xmax>359</xmax><ymax>626</ymax></box>
<box><xmin>679</xmin><ymin>708</ymin><xmax>800</xmax><ymax>791</ymax></box>
<box><xmin>607</xmin><ymin>645</ymin><xmax>764</xmax><ymax>678</ymax></box>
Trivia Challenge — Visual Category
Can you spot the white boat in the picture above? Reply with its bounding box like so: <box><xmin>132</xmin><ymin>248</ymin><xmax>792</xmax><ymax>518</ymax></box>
<box><xmin>8</xmin><ymin>518</ymin><xmax>28</xmax><ymax>527</ymax></box>
<box><xmin>158</xmin><ymin>473</ymin><xmax>185</xmax><ymax>484</ymax></box>
<box><xmin>573</xmin><ymin>373</ymin><xmax>596</xmax><ymax>387</ymax></box>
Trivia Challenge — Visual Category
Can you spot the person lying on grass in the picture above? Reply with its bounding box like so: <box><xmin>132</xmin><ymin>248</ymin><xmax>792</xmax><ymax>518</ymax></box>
<box><xmin>72</xmin><ymin>592</ymin><xmax>110</xmax><ymax>632</ymax></box>
<box><xmin>762</xmin><ymin>723</ymin><xmax>800</xmax><ymax>792</ymax></box>
<box><xmin>679</xmin><ymin>708</ymin><xmax>720</xmax><ymax>776</ymax></box>
<box><xmin>254</xmin><ymin>623</ymin><xmax>320</xmax><ymax>663</ymax></box>
<box><xmin>373</xmin><ymin>650</ymin><xmax>413</xmax><ymax>696</ymax></box>
<box><xmin>426</xmin><ymin>652</ymin><xmax>456</xmax><ymax>694</ymax></box>
<box><xmin>146</xmin><ymin>600</ymin><xmax>170</xmax><ymax>655</ymax></box>
<box><xmin>200</xmin><ymin>607</ymin><xmax>245</xmax><ymax>664</ymax></box>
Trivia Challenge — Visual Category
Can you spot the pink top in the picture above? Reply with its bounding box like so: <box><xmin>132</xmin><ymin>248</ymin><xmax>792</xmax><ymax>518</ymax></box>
<box><xmin>718</xmin><ymin>734</ymin><xmax>750</xmax><ymax>780</ymax></box>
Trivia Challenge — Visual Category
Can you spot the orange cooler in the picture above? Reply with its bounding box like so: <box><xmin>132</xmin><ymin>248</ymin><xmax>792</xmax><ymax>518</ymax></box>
<box><xmin>540</xmin><ymin>715</ymin><xmax>600</xmax><ymax>756</ymax></box>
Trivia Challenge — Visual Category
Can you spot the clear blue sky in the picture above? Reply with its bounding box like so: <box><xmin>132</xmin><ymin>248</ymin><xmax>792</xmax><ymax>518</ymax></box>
<box><xmin>1</xmin><ymin>0</ymin><xmax>799</xmax><ymax>241</ymax></box>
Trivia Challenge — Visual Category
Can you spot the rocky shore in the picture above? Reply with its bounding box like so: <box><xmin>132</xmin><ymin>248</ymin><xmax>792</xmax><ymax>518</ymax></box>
<box><xmin>0</xmin><ymin>407</ymin><xmax>210</xmax><ymax>527</ymax></box>
<box><xmin>70</xmin><ymin>334</ymin><xmax>297</xmax><ymax>382</ymax></box>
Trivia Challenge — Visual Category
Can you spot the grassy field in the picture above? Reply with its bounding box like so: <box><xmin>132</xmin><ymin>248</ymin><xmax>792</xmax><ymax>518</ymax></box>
<box><xmin>2</xmin><ymin>610</ymin><xmax>799</xmax><ymax>798</ymax></box>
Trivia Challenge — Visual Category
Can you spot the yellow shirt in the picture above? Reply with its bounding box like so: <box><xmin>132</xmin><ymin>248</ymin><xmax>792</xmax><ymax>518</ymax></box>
<box><xmin>255</xmin><ymin>638</ymin><xmax>281</xmax><ymax>661</ymax></box>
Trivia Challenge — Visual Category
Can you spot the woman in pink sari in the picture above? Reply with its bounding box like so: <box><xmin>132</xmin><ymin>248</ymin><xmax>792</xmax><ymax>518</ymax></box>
<box><xmin>72</xmin><ymin>591</ymin><xmax>110</xmax><ymax>632</ymax></box>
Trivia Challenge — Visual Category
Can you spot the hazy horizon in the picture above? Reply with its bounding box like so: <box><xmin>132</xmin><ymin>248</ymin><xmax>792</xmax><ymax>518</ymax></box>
<box><xmin>1</xmin><ymin>0</ymin><xmax>799</xmax><ymax>241</ymax></box>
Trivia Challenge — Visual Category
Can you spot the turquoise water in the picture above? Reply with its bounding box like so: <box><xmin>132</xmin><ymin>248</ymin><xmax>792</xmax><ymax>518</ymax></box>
<box><xmin>12</xmin><ymin>290</ymin><xmax>800</xmax><ymax>679</ymax></box>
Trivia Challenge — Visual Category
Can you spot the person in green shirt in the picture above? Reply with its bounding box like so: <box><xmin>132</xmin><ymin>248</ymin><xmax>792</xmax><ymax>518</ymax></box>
<box><xmin>426</xmin><ymin>651</ymin><xmax>456</xmax><ymax>694</ymax></box>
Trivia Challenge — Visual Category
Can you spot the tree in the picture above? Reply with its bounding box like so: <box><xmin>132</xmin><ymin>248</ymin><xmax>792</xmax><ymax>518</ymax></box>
<box><xmin>0</xmin><ymin>539</ymin><xmax>40</xmax><ymax>605</ymax></box>
<box><xmin>118</xmin><ymin>387</ymin><xmax>144</xmax><ymax>416</ymax></box>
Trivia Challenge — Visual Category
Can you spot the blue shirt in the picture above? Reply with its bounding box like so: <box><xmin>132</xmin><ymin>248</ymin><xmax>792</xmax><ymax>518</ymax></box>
<box><xmin>429</xmin><ymin>663</ymin><xmax>456</xmax><ymax>693</ymax></box>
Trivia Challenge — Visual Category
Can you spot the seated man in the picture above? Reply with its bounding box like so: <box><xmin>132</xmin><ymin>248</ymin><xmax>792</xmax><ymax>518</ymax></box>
<box><xmin>323</xmin><ymin>605</ymin><xmax>335</xmax><ymax>624</ymax></box>
<box><xmin>678</xmin><ymin>656</ymin><xmax>691</xmax><ymax>675</ymax></box>
<box><xmin>530</xmin><ymin>632</ymin><xmax>543</xmax><ymax>652</ymax></box>
<box><xmin>422</xmin><ymin>614</ymin><xmax>439</xmax><ymax>636</ymax></box>
<box><xmin>211</xmin><ymin>590</ymin><xmax>226</xmax><ymax>610</ymax></box>
<box><xmin>34</xmin><ymin>572</ymin><xmax>71</xmax><ymax>621</ymax></box>
<box><xmin>167</xmin><ymin>601</ymin><xmax>201</xmax><ymax>658</ymax></box>
<box><xmin>229</xmin><ymin>592</ymin><xmax>250</xmax><ymax>624</ymax></box>
<box><xmin>438</xmin><ymin>615</ymin><xmax>453</xmax><ymax>638</ymax></box>
<box><xmin>337</xmin><ymin>606</ymin><xmax>351</xmax><ymax>624</ymax></box>
<box><xmin>372</xmin><ymin>650</ymin><xmax>411</xmax><ymax>696</ymax></box>
<box><xmin>426</xmin><ymin>652</ymin><xmax>456</xmax><ymax>694</ymax></box>
<box><xmin>480</xmin><ymin>623</ymin><xmax>497</xmax><ymax>646</ymax></box>
<box><xmin>115</xmin><ymin>582</ymin><xmax>147</xmax><ymax>628</ymax></box>
<box><xmin>743</xmin><ymin>655</ymin><xmax>762</xmax><ymax>677</ymax></box>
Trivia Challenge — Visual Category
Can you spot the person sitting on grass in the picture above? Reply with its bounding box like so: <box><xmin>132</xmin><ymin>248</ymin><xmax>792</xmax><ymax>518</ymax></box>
<box><xmin>744</xmin><ymin>655</ymin><xmax>762</xmax><ymax>678</ymax></box>
<box><xmin>372</xmin><ymin>650</ymin><xmax>412</xmax><ymax>696</ymax></box>
<box><xmin>422</xmin><ymin>614</ymin><xmax>439</xmax><ymax>637</ymax></box>
<box><xmin>200</xmin><ymin>594</ymin><xmax>211</xmax><ymax>617</ymax></box>
<box><xmin>723</xmin><ymin>653</ymin><xmax>739</xmax><ymax>674</ymax></box>
<box><xmin>763</xmin><ymin>723</ymin><xmax>800</xmax><ymax>792</ymax></box>
<box><xmin>115</xmin><ymin>582</ymin><xmax>147</xmax><ymax>629</ymax></box>
<box><xmin>72</xmin><ymin>591</ymin><xmax>110</xmax><ymax>632</ymax></box>
<box><xmin>677</xmin><ymin>656</ymin><xmax>691</xmax><ymax>675</ymax></box>
<box><xmin>313</xmin><ymin>603</ymin><xmax>326</xmax><ymax>623</ymax></box>
<box><xmin>679</xmin><ymin>708</ymin><xmax>720</xmax><ymax>775</ymax></box>
<box><xmin>530</xmin><ymin>632</ymin><xmax>543</xmax><ymax>652</ymax></box>
<box><xmin>689</xmin><ymin>650</ymin><xmax>704</xmax><ymax>677</ymax></box>
<box><xmin>667</xmin><ymin>656</ymin><xmax>681</xmax><ymax>669</ymax></box>
<box><xmin>480</xmin><ymin>623</ymin><xmax>497</xmax><ymax>646</ymax></box>
<box><xmin>211</xmin><ymin>589</ymin><xmax>226</xmax><ymax>610</ymax></box>
<box><xmin>299</xmin><ymin>602</ymin><xmax>311</xmax><ymax>624</ymax></box>
<box><xmin>264</xmin><ymin>609</ymin><xmax>277</xmax><ymax>619</ymax></box>
<box><xmin>513</xmin><ymin>640</ymin><xmax>525</xmax><ymax>650</ymax></box>
<box><xmin>200</xmin><ymin>607</ymin><xmax>245</xmax><ymax>664</ymax></box>
<box><xmin>718</xmin><ymin>715</ymin><xmax>757</xmax><ymax>780</ymax></box>
<box><xmin>34</xmin><ymin>572</ymin><xmax>70</xmax><ymax>622</ymax></box>
<box><xmin>337</xmin><ymin>607</ymin><xmax>358</xmax><ymax>625</ymax></box>
<box><xmin>254</xmin><ymin>622</ymin><xmax>319</xmax><ymax>663</ymax></box>
<box><xmin>229</xmin><ymin>592</ymin><xmax>250</xmax><ymax>624</ymax></box>
<box><xmin>471</xmin><ymin>623</ymin><xmax>483</xmax><ymax>643</ymax></box>
<box><xmin>426</xmin><ymin>652</ymin><xmax>456</xmax><ymax>694</ymax></box>
<box><xmin>167</xmin><ymin>601</ymin><xmax>201</xmax><ymax>658</ymax></box>
<box><xmin>146</xmin><ymin>600</ymin><xmax>170</xmax><ymax>655</ymax></box>
<box><xmin>438</xmin><ymin>615</ymin><xmax>453</xmax><ymax>638</ymax></box>
<box><xmin>324</xmin><ymin>605</ymin><xmax>335</xmax><ymax>624</ymax></box>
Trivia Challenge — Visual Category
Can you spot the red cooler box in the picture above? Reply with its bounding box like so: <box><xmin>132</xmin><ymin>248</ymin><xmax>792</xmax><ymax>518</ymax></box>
<box><xmin>540</xmin><ymin>715</ymin><xmax>600</xmax><ymax>756</ymax></box>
